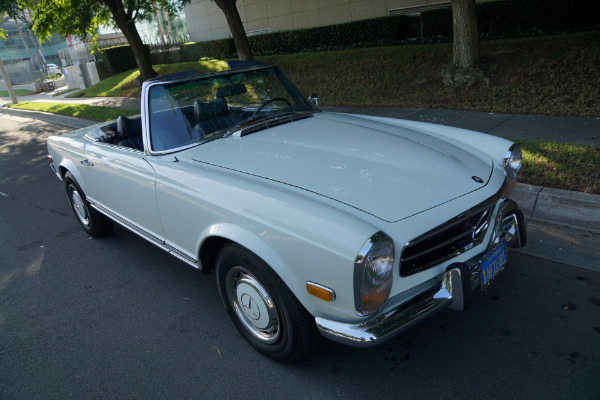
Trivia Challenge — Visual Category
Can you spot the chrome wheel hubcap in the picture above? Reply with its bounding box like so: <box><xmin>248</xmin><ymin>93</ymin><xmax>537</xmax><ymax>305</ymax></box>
<box><xmin>226</xmin><ymin>266</ymin><xmax>280</xmax><ymax>343</ymax></box>
<box><xmin>70</xmin><ymin>188</ymin><xmax>90</xmax><ymax>227</ymax></box>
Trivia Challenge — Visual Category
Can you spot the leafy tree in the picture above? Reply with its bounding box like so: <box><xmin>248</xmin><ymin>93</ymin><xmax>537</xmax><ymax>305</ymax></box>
<box><xmin>0</xmin><ymin>1</ymin><xmax>35</xmax><ymax>60</ymax></box>
<box><xmin>213</xmin><ymin>0</ymin><xmax>253</xmax><ymax>60</ymax></box>
<box><xmin>30</xmin><ymin>0</ymin><xmax>187</xmax><ymax>81</ymax></box>
<box><xmin>442</xmin><ymin>0</ymin><xmax>488</xmax><ymax>87</ymax></box>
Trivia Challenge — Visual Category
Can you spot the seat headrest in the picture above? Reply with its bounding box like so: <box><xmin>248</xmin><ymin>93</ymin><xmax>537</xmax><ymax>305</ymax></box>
<box><xmin>194</xmin><ymin>98</ymin><xmax>228</xmax><ymax>122</ymax></box>
<box><xmin>117</xmin><ymin>116</ymin><xmax>142</xmax><ymax>139</ymax></box>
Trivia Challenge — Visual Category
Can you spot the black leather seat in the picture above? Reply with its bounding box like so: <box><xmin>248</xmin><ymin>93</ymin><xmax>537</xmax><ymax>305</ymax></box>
<box><xmin>116</xmin><ymin>116</ymin><xmax>144</xmax><ymax>150</ymax></box>
<box><xmin>194</xmin><ymin>98</ymin><xmax>243</xmax><ymax>137</ymax></box>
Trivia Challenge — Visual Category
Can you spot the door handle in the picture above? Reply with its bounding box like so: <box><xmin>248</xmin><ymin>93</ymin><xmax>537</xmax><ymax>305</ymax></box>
<box><xmin>80</xmin><ymin>159</ymin><xmax>95</xmax><ymax>166</ymax></box>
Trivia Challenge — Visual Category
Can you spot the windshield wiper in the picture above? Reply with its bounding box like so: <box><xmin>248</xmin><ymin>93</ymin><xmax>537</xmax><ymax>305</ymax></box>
<box><xmin>225</xmin><ymin>111</ymin><xmax>314</xmax><ymax>137</ymax></box>
<box><xmin>224</xmin><ymin>113</ymin><xmax>274</xmax><ymax>137</ymax></box>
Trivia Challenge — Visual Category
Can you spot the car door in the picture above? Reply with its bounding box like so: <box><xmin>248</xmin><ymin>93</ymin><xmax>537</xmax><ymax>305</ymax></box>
<box><xmin>79</xmin><ymin>142</ymin><xmax>165</xmax><ymax>242</ymax></box>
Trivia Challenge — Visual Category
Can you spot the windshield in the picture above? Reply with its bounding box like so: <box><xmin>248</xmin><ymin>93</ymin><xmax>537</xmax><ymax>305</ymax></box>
<box><xmin>148</xmin><ymin>66</ymin><xmax>315</xmax><ymax>152</ymax></box>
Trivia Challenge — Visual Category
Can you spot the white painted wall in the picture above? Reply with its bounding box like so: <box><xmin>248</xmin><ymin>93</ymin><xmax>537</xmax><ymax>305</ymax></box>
<box><xmin>184</xmin><ymin>0</ymin><xmax>496</xmax><ymax>43</ymax></box>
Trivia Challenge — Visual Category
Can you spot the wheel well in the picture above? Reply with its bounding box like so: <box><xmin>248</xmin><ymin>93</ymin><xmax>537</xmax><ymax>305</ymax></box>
<box><xmin>199</xmin><ymin>236</ymin><xmax>232</xmax><ymax>271</ymax></box>
<box><xmin>58</xmin><ymin>166</ymin><xmax>68</xmax><ymax>179</ymax></box>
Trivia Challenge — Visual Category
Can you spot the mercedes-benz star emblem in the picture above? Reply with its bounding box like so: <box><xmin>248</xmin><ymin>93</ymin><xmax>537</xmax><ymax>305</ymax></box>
<box><xmin>241</xmin><ymin>293</ymin><xmax>260</xmax><ymax>320</ymax></box>
<box><xmin>472</xmin><ymin>176</ymin><xmax>484</xmax><ymax>184</ymax></box>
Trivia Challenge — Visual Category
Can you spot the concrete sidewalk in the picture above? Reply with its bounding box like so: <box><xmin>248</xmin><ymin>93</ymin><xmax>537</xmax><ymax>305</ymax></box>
<box><xmin>2</xmin><ymin>92</ymin><xmax>599</xmax><ymax>237</ymax></box>
<box><xmin>322</xmin><ymin>106</ymin><xmax>600</xmax><ymax>147</ymax></box>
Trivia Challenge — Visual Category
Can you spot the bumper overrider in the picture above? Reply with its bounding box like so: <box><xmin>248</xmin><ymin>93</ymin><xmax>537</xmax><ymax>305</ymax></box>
<box><xmin>316</xmin><ymin>198</ymin><xmax>526</xmax><ymax>347</ymax></box>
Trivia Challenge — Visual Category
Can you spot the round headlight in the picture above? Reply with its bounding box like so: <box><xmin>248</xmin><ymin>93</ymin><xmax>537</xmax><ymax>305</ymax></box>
<box><xmin>354</xmin><ymin>232</ymin><xmax>395</xmax><ymax>316</ymax></box>
<box><xmin>363</xmin><ymin>238</ymin><xmax>394</xmax><ymax>287</ymax></box>
<box><xmin>504</xmin><ymin>145</ymin><xmax>522</xmax><ymax>179</ymax></box>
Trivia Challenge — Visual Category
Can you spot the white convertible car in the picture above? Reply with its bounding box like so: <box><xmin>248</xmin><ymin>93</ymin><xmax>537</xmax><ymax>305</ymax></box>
<box><xmin>47</xmin><ymin>61</ymin><xmax>526</xmax><ymax>362</ymax></box>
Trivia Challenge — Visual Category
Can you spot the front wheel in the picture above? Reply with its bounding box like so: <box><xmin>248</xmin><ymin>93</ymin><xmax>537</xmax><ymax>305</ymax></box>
<box><xmin>216</xmin><ymin>243</ymin><xmax>319</xmax><ymax>363</ymax></box>
<box><xmin>65</xmin><ymin>172</ymin><xmax>113</xmax><ymax>237</ymax></box>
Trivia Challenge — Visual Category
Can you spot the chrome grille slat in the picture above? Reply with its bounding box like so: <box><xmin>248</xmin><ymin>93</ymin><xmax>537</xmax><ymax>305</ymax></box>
<box><xmin>400</xmin><ymin>200</ymin><xmax>496</xmax><ymax>277</ymax></box>
<box><xmin>401</xmin><ymin>227</ymin><xmax>479</xmax><ymax>262</ymax></box>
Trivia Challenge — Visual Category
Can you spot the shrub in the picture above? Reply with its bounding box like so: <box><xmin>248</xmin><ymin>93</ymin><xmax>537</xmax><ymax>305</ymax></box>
<box><xmin>181</xmin><ymin>39</ymin><xmax>236</xmax><ymax>61</ymax></box>
<box><xmin>100</xmin><ymin>45</ymin><xmax>150</xmax><ymax>75</ymax></box>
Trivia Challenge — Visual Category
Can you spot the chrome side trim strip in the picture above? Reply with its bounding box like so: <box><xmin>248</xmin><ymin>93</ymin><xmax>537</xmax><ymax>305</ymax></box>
<box><xmin>87</xmin><ymin>199</ymin><xmax>199</xmax><ymax>268</ymax></box>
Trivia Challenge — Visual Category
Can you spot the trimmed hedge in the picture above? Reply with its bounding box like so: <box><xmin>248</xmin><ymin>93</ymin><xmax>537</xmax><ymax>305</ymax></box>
<box><xmin>181</xmin><ymin>38</ymin><xmax>236</xmax><ymax>61</ymax></box>
<box><xmin>423</xmin><ymin>0</ymin><xmax>600</xmax><ymax>37</ymax></box>
<box><xmin>248</xmin><ymin>15</ymin><xmax>412</xmax><ymax>56</ymax></box>
<box><xmin>99</xmin><ymin>44</ymin><xmax>150</xmax><ymax>75</ymax></box>
<box><xmin>181</xmin><ymin>15</ymin><xmax>413</xmax><ymax>60</ymax></box>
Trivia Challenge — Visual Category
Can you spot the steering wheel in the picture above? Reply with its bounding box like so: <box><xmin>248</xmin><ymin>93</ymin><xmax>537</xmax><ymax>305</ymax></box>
<box><xmin>252</xmin><ymin>97</ymin><xmax>292</xmax><ymax>116</ymax></box>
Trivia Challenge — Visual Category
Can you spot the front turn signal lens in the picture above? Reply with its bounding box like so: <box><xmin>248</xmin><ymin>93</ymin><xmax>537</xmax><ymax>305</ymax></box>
<box><xmin>307</xmin><ymin>282</ymin><xmax>335</xmax><ymax>302</ymax></box>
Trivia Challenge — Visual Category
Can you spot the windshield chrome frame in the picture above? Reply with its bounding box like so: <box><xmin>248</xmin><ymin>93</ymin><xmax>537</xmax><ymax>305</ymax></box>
<box><xmin>141</xmin><ymin>64</ymin><xmax>317</xmax><ymax>156</ymax></box>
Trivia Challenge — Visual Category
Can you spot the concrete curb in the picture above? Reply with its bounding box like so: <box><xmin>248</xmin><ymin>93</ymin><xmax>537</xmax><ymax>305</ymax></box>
<box><xmin>510</xmin><ymin>183</ymin><xmax>600</xmax><ymax>233</ymax></box>
<box><xmin>3</xmin><ymin>103</ymin><xmax>599</xmax><ymax>233</ymax></box>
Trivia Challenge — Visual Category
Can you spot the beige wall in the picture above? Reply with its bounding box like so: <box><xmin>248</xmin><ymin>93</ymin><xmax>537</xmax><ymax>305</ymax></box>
<box><xmin>184</xmin><ymin>0</ymin><xmax>491</xmax><ymax>42</ymax></box>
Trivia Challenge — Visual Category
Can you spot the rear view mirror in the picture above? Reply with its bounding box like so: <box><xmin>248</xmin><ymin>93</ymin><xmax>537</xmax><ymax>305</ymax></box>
<box><xmin>216</xmin><ymin>84</ymin><xmax>247</xmax><ymax>98</ymax></box>
<box><xmin>308</xmin><ymin>93</ymin><xmax>319</xmax><ymax>107</ymax></box>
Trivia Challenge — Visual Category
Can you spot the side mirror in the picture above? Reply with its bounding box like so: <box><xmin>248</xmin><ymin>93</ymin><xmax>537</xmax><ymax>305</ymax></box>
<box><xmin>308</xmin><ymin>93</ymin><xmax>319</xmax><ymax>107</ymax></box>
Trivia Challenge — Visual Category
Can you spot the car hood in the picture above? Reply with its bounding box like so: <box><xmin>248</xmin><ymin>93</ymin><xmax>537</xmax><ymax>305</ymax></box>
<box><xmin>191</xmin><ymin>112</ymin><xmax>493</xmax><ymax>222</ymax></box>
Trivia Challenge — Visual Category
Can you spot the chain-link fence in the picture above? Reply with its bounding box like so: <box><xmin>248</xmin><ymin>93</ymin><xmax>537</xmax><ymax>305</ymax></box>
<box><xmin>3</xmin><ymin>59</ymin><xmax>46</xmax><ymax>85</ymax></box>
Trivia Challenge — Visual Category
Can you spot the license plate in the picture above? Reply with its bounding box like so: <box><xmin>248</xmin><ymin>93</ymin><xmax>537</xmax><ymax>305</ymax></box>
<box><xmin>481</xmin><ymin>241</ymin><xmax>507</xmax><ymax>289</ymax></box>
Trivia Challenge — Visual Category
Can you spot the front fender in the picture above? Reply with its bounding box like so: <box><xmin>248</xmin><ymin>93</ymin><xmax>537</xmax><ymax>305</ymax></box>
<box><xmin>198</xmin><ymin>223</ymin><xmax>303</xmax><ymax>301</ymax></box>
<box><xmin>197</xmin><ymin>222</ymin><xmax>361</xmax><ymax>320</ymax></box>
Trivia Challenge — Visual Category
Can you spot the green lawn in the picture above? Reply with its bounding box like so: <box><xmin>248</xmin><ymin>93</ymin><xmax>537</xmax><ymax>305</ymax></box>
<box><xmin>0</xmin><ymin>89</ymin><xmax>34</xmax><ymax>97</ymax></box>
<box><xmin>68</xmin><ymin>31</ymin><xmax>600</xmax><ymax>118</ymax></box>
<box><xmin>5</xmin><ymin>101</ymin><xmax>138</xmax><ymax>122</ymax></box>
<box><xmin>517</xmin><ymin>141</ymin><xmax>599</xmax><ymax>194</ymax></box>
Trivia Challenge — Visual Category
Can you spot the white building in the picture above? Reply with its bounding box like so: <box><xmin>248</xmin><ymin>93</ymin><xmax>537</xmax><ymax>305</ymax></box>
<box><xmin>184</xmin><ymin>0</ymin><xmax>461</xmax><ymax>42</ymax></box>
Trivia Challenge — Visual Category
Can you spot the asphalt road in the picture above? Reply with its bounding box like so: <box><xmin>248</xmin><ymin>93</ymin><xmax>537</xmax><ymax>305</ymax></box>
<box><xmin>1</xmin><ymin>114</ymin><xmax>599</xmax><ymax>400</ymax></box>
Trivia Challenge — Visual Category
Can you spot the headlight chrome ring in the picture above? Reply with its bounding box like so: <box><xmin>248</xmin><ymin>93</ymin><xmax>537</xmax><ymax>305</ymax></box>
<box><xmin>354</xmin><ymin>232</ymin><xmax>395</xmax><ymax>316</ymax></box>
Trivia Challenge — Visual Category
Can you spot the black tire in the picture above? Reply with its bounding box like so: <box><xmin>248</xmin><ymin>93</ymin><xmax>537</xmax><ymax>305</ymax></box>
<box><xmin>216</xmin><ymin>243</ymin><xmax>320</xmax><ymax>363</ymax></box>
<box><xmin>64</xmin><ymin>171</ymin><xmax>113</xmax><ymax>237</ymax></box>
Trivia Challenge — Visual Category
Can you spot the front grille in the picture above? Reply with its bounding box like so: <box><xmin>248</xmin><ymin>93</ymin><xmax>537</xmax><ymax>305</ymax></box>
<box><xmin>400</xmin><ymin>201</ymin><xmax>496</xmax><ymax>277</ymax></box>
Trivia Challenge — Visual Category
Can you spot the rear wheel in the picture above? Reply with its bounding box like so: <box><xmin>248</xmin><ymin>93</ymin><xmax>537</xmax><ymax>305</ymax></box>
<box><xmin>216</xmin><ymin>243</ymin><xmax>319</xmax><ymax>363</ymax></box>
<box><xmin>64</xmin><ymin>172</ymin><xmax>113</xmax><ymax>237</ymax></box>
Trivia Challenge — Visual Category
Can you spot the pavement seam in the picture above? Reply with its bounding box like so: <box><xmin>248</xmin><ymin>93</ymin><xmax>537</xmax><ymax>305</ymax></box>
<box><xmin>400</xmin><ymin>108</ymin><xmax>425</xmax><ymax>120</ymax></box>
<box><xmin>530</xmin><ymin>186</ymin><xmax>544</xmax><ymax>221</ymax></box>
<box><xmin>486</xmin><ymin>113</ymin><xmax>517</xmax><ymax>134</ymax></box>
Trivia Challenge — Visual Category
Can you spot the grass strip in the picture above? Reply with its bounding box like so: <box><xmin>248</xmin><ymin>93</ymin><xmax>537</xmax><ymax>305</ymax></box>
<box><xmin>6</xmin><ymin>101</ymin><xmax>138</xmax><ymax>122</ymax></box>
<box><xmin>0</xmin><ymin>89</ymin><xmax>34</xmax><ymax>97</ymax></box>
<box><xmin>517</xmin><ymin>140</ymin><xmax>599</xmax><ymax>194</ymax></box>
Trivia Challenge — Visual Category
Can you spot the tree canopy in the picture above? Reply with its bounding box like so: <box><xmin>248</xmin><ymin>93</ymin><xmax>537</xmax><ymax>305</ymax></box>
<box><xmin>29</xmin><ymin>0</ymin><xmax>188</xmax><ymax>81</ymax></box>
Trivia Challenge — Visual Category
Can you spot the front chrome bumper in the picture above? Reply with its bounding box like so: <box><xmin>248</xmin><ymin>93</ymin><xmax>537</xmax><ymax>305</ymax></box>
<box><xmin>316</xmin><ymin>199</ymin><xmax>526</xmax><ymax>348</ymax></box>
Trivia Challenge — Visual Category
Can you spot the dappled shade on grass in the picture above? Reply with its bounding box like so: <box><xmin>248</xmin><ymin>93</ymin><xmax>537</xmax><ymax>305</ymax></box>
<box><xmin>516</xmin><ymin>140</ymin><xmax>599</xmax><ymax>194</ymax></box>
<box><xmin>0</xmin><ymin>89</ymin><xmax>34</xmax><ymax>97</ymax></box>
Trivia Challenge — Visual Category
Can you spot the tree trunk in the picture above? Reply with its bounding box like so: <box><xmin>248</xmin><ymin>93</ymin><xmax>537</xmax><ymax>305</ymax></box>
<box><xmin>20</xmin><ymin>9</ymin><xmax>45</xmax><ymax>71</ymax></box>
<box><xmin>153</xmin><ymin>2</ymin><xmax>167</xmax><ymax>51</ymax></box>
<box><xmin>214</xmin><ymin>0</ymin><xmax>253</xmax><ymax>60</ymax></box>
<box><xmin>442</xmin><ymin>0</ymin><xmax>487</xmax><ymax>87</ymax></box>
<box><xmin>452</xmin><ymin>0</ymin><xmax>478</xmax><ymax>68</ymax></box>
<box><xmin>103</xmin><ymin>0</ymin><xmax>157</xmax><ymax>81</ymax></box>
<box><xmin>161</xmin><ymin>8</ymin><xmax>171</xmax><ymax>45</ymax></box>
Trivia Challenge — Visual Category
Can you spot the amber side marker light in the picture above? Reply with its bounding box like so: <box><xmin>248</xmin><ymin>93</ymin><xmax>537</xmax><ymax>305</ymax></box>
<box><xmin>307</xmin><ymin>282</ymin><xmax>335</xmax><ymax>302</ymax></box>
